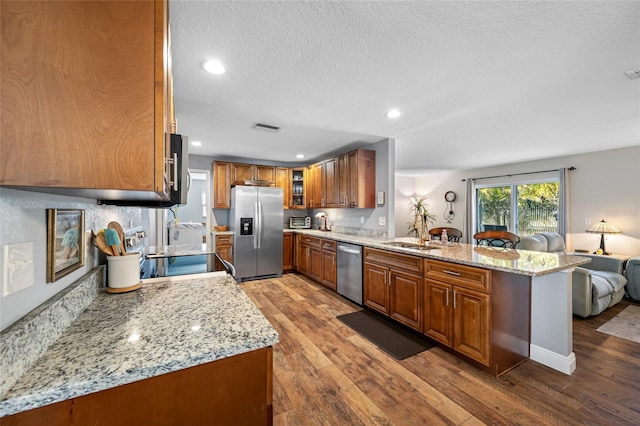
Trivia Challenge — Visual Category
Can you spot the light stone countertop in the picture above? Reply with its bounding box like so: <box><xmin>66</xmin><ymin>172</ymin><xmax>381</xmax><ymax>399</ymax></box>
<box><xmin>291</xmin><ymin>230</ymin><xmax>591</xmax><ymax>276</ymax></box>
<box><xmin>0</xmin><ymin>275</ymin><xmax>279</xmax><ymax>417</ymax></box>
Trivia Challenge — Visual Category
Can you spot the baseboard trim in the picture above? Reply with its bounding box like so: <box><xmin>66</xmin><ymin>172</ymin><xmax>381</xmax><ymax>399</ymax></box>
<box><xmin>530</xmin><ymin>344</ymin><xmax>576</xmax><ymax>375</ymax></box>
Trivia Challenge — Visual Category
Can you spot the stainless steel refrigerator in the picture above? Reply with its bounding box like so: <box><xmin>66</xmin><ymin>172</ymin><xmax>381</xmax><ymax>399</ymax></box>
<box><xmin>229</xmin><ymin>185</ymin><xmax>283</xmax><ymax>281</ymax></box>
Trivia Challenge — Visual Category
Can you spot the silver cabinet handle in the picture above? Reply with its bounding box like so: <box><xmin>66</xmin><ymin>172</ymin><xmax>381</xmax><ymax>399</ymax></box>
<box><xmin>172</xmin><ymin>152</ymin><xmax>179</xmax><ymax>191</ymax></box>
<box><xmin>453</xmin><ymin>290</ymin><xmax>457</xmax><ymax>308</ymax></box>
<box><xmin>443</xmin><ymin>270</ymin><xmax>461</xmax><ymax>276</ymax></box>
<box><xmin>446</xmin><ymin>288</ymin><xmax>450</xmax><ymax>306</ymax></box>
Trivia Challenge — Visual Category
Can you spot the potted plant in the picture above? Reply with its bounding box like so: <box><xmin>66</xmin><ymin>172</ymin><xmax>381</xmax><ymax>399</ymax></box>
<box><xmin>407</xmin><ymin>195</ymin><xmax>436</xmax><ymax>245</ymax></box>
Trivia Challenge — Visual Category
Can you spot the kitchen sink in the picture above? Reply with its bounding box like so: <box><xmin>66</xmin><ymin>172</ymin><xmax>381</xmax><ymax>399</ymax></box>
<box><xmin>382</xmin><ymin>241</ymin><xmax>438</xmax><ymax>250</ymax></box>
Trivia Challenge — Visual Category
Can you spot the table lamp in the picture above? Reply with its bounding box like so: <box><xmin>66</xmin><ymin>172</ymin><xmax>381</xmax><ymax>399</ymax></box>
<box><xmin>586</xmin><ymin>219</ymin><xmax>621</xmax><ymax>255</ymax></box>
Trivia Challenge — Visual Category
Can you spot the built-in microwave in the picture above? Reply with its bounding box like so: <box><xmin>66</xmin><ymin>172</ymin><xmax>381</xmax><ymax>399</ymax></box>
<box><xmin>290</xmin><ymin>216</ymin><xmax>311</xmax><ymax>229</ymax></box>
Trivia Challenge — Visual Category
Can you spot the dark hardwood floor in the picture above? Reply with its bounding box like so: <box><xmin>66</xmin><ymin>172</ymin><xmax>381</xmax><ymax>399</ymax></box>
<box><xmin>241</xmin><ymin>274</ymin><xmax>640</xmax><ymax>425</ymax></box>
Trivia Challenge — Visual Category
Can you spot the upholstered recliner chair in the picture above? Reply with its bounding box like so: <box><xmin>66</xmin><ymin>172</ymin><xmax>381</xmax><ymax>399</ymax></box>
<box><xmin>625</xmin><ymin>257</ymin><xmax>640</xmax><ymax>301</ymax></box>
<box><xmin>518</xmin><ymin>232</ymin><xmax>627</xmax><ymax>317</ymax></box>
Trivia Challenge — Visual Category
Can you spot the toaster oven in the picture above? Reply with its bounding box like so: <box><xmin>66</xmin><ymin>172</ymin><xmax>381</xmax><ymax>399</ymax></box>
<box><xmin>290</xmin><ymin>216</ymin><xmax>311</xmax><ymax>229</ymax></box>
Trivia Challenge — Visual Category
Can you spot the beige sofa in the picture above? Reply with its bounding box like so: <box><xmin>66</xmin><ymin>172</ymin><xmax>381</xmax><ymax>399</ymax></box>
<box><xmin>518</xmin><ymin>232</ymin><xmax>627</xmax><ymax>317</ymax></box>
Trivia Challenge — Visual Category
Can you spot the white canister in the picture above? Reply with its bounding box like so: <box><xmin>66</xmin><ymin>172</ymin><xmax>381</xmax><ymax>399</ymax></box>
<box><xmin>107</xmin><ymin>252</ymin><xmax>141</xmax><ymax>288</ymax></box>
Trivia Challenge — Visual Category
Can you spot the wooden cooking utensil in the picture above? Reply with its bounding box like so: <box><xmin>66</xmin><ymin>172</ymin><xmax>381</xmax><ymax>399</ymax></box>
<box><xmin>92</xmin><ymin>230</ymin><xmax>114</xmax><ymax>256</ymax></box>
<box><xmin>104</xmin><ymin>228</ymin><xmax>121</xmax><ymax>256</ymax></box>
<box><xmin>108</xmin><ymin>221</ymin><xmax>126</xmax><ymax>254</ymax></box>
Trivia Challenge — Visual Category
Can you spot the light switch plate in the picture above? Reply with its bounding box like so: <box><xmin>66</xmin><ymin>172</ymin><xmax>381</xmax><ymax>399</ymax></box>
<box><xmin>2</xmin><ymin>242</ymin><xmax>35</xmax><ymax>297</ymax></box>
<box><xmin>379</xmin><ymin>217</ymin><xmax>386</xmax><ymax>226</ymax></box>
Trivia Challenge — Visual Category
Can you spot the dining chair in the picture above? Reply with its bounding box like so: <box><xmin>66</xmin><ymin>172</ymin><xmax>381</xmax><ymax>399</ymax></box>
<box><xmin>473</xmin><ymin>230</ymin><xmax>520</xmax><ymax>248</ymax></box>
<box><xmin>429</xmin><ymin>227</ymin><xmax>463</xmax><ymax>242</ymax></box>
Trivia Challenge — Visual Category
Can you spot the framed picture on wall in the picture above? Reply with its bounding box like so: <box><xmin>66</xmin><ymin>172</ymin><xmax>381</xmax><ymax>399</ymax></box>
<box><xmin>46</xmin><ymin>209</ymin><xmax>85</xmax><ymax>282</ymax></box>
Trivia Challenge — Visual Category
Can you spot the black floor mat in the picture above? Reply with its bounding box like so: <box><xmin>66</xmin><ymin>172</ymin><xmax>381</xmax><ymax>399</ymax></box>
<box><xmin>337</xmin><ymin>310</ymin><xmax>434</xmax><ymax>360</ymax></box>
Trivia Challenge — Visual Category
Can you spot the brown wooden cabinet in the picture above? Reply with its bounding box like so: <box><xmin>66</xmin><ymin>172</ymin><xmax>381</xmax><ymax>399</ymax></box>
<box><xmin>307</xmin><ymin>163</ymin><xmax>323</xmax><ymax>209</ymax></box>
<box><xmin>213</xmin><ymin>161</ymin><xmax>285</xmax><ymax>209</ymax></box>
<box><xmin>423</xmin><ymin>259</ymin><xmax>491</xmax><ymax>365</ymax></box>
<box><xmin>3</xmin><ymin>347</ymin><xmax>273</xmax><ymax>426</ymax></box>
<box><xmin>422</xmin><ymin>259</ymin><xmax>530</xmax><ymax>375</ymax></box>
<box><xmin>320</xmin><ymin>240</ymin><xmax>337</xmax><ymax>290</ymax></box>
<box><xmin>231</xmin><ymin>163</ymin><xmax>275</xmax><ymax>182</ymax></box>
<box><xmin>1</xmin><ymin>0</ymin><xmax>173</xmax><ymax>200</ymax></box>
<box><xmin>214</xmin><ymin>234</ymin><xmax>234</xmax><ymax>271</ymax></box>
<box><xmin>346</xmin><ymin>149</ymin><xmax>376</xmax><ymax>208</ymax></box>
<box><xmin>283</xmin><ymin>232</ymin><xmax>294</xmax><ymax>272</ymax></box>
<box><xmin>289</xmin><ymin>168</ymin><xmax>306</xmax><ymax>209</ymax></box>
<box><xmin>276</xmin><ymin>167</ymin><xmax>290</xmax><ymax>209</ymax></box>
<box><xmin>363</xmin><ymin>248</ymin><xmax>423</xmax><ymax>332</ymax></box>
<box><xmin>294</xmin><ymin>235</ymin><xmax>337</xmax><ymax>291</ymax></box>
<box><xmin>336</xmin><ymin>154</ymin><xmax>349</xmax><ymax>208</ymax></box>
<box><xmin>213</xmin><ymin>161</ymin><xmax>231</xmax><ymax>209</ymax></box>
<box><xmin>322</xmin><ymin>158</ymin><xmax>337</xmax><ymax>208</ymax></box>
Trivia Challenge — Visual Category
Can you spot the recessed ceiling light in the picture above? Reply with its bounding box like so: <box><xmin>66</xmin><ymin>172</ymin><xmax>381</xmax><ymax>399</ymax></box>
<box><xmin>296</xmin><ymin>154</ymin><xmax>305</xmax><ymax>159</ymax></box>
<box><xmin>386</xmin><ymin>109</ymin><xmax>401</xmax><ymax>119</ymax></box>
<box><xmin>191</xmin><ymin>140</ymin><xmax>202</xmax><ymax>147</ymax></box>
<box><xmin>202</xmin><ymin>59</ymin><xmax>226</xmax><ymax>75</ymax></box>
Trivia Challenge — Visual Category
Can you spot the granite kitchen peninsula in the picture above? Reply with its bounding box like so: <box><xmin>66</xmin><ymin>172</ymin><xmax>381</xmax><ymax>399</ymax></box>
<box><xmin>289</xmin><ymin>230</ymin><xmax>591</xmax><ymax>376</ymax></box>
<box><xmin>0</xmin><ymin>272</ymin><xmax>278</xmax><ymax>424</ymax></box>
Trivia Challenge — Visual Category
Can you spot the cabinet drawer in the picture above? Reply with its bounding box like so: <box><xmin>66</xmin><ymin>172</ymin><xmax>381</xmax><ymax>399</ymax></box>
<box><xmin>425</xmin><ymin>259</ymin><xmax>490</xmax><ymax>292</ymax></box>
<box><xmin>300</xmin><ymin>235</ymin><xmax>321</xmax><ymax>248</ymax></box>
<box><xmin>215</xmin><ymin>234</ymin><xmax>233</xmax><ymax>246</ymax></box>
<box><xmin>364</xmin><ymin>247</ymin><xmax>423</xmax><ymax>274</ymax></box>
<box><xmin>321</xmin><ymin>239</ymin><xmax>336</xmax><ymax>252</ymax></box>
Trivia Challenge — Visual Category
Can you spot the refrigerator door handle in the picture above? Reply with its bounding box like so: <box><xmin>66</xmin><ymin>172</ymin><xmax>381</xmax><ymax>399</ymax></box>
<box><xmin>256</xmin><ymin>201</ymin><xmax>263</xmax><ymax>249</ymax></box>
<box><xmin>253</xmin><ymin>201</ymin><xmax>259</xmax><ymax>249</ymax></box>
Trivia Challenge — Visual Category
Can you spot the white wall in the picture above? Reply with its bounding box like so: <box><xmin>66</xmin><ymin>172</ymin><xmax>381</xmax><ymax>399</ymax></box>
<box><xmin>0</xmin><ymin>188</ymin><xmax>142</xmax><ymax>331</ymax></box>
<box><xmin>400</xmin><ymin>146</ymin><xmax>640</xmax><ymax>255</ymax></box>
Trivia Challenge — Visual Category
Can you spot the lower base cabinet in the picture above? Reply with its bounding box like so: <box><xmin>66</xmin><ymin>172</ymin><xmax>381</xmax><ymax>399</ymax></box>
<box><xmin>423</xmin><ymin>259</ymin><xmax>531</xmax><ymax>376</ymax></box>
<box><xmin>3</xmin><ymin>347</ymin><xmax>274</xmax><ymax>426</ymax></box>
<box><xmin>295</xmin><ymin>235</ymin><xmax>336</xmax><ymax>291</ymax></box>
<box><xmin>283</xmin><ymin>232</ymin><xmax>294</xmax><ymax>272</ymax></box>
<box><xmin>214</xmin><ymin>234</ymin><xmax>233</xmax><ymax>271</ymax></box>
<box><xmin>363</xmin><ymin>248</ymin><xmax>422</xmax><ymax>332</ymax></box>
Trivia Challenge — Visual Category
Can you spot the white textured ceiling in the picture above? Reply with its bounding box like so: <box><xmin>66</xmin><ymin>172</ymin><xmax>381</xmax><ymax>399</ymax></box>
<box><xmin>170</xmin><ymin>1</ymin><xmax>640</xmax><ymax>174</ymax></box>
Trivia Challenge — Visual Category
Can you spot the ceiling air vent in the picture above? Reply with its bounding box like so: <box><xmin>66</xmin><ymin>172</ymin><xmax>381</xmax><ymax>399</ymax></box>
<box><xmin>252</xmin><ymin>122</ymin><xmax>280</xmax><ymax>132</ymax></box>
<box><xmin>624</xmin><ymin>66</ymin><xmax>640</xmax><ymax>79</ymax></box>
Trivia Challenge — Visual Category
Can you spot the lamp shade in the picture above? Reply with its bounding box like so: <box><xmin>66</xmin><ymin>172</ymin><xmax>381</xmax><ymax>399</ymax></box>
<box><xmin>586</xmin><ymin>219</ymin><xmax>621</xmax><ymax>234</ymax></box>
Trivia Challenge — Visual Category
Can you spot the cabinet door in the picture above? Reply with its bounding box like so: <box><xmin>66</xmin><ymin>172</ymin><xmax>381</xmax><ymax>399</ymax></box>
<box><xmin>363</xmin><ymin>263</ymin><xmax>389</xmax><ymax>315</ymax></box>
<box><xmin>276</xmin><ymin>167</ymin><xmax>290</xmax><ymax>209</ymax></box>
<box><xmin>1</xmin><ymin>1</ymin><xmax>163</xmax><ymax>191</ymax></box>
<box><xmin>346</xmin><ymin>150</ymin><xmax>376</xmax><ymax>208</ymax></box>
<box><xmin>214</xmin><ymin>235</ymin><xmax>233</xmax><ymax>271</ymax></box>
<box><xmin>423</xmin><ymin>279</ymin><xmax>453</xmax><ymax>347</ymax></box>
<box><xmin>213</xmin><ymin>161</ymin><xmax>231</xmax><ymax>209</ymax></box>
<box><xmin>389</xmin><ymin>271</ymin><xmax>422</xmax><ymax>332</ymax></box>
<box><xmin>307</xmin><ymin>163</ymin><xmax>323</xmax><ymax>209</ymax></box>
<box><xmin>290</xmin><ymin>168</ymin><xmax>306</xmax><ymax>209</ymax></box>
<box><xmin>282</xmin><ymin>233</ymin><xmax>294</xmax><ymax>272</ymax></box>
<box><xmin>232</xmin><ymin>163</ymin><xmax>254</xmax><ymax>182</ymax></box>
<box><xmin>309</xmin><ymin>247</ymin><xmax>323</xmax><ymax>282</ymax></box>
<box><xmin>321</xmin><ymin>251</ymin><xmax>337</xmax><ymax>290</ymax></box>
<box><xmin>256</xmin><ymin>165</ymin><xmax>275</xmax><ymax>182</ymax></box>
<box><xmin>296</xmin><ymin>244</ymin><xmax>309</xmax><ymax>275</ymax></box>
<box><xmin>453</xmin><ymin>287</ymin><xmax>490</xmax><ymax>366</ymax></box>
<box><xmin>322</xmin><ymin>158</ymin><xmax>337</xmax><ymax>208</ymax></box>
<box><xmin>336</xmin><ymin>154</ymin><xmax>348</xmax><ymax>208</ymax></box>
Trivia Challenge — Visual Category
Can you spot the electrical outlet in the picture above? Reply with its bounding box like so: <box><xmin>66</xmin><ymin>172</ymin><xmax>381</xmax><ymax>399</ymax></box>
<box><xmin>360</xmin><ymin>216</ymin><xmax>365</xmax><ymax>224</ymax></box>
<box><xmin>585</xmin><ymin>218</ymin><xmax>591</xmax><ymax>226</ymax></box>
<box><xmin>379</xmin><ymin>217</ymin><xmax>386</xmax><ymax>226</ymax></box>
<box><xmin>2</xmin><ymin>242</ymin><xmax>35</xmax><ymax>297</ymax></box>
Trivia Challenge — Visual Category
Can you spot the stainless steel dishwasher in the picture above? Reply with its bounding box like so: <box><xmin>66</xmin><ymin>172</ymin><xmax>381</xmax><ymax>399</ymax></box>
<box><xmin>337</xmin><ymin>243</ymin><xmax>363</xmax><ymax>305</ymax></box>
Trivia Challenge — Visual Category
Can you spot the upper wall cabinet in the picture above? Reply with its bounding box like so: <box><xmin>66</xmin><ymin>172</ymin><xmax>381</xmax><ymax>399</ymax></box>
<box><xmin>213</xmin><ymin>161</ymin><xmax>288</xmax><ymax>209</ymax></box>
<box><xmin>346</xmin><ymin>149</ymin><xmax>376</xmax><ymax>208</ymax></box>
<box><xmin>308</xmin><ymin>149</ymin><xmax>376</xmax><ymax>209</ymax></box>
<box><xmin>232</xmin><ymin>163</ymin><xmax>275</xmax><ymax>183</ymax></box>
<box><xmin>213</xmin><ymin>161</ymin><xmax>231</xmax><ymax>209</ymax></box>
<box><xmin>0</xmin><ymin>0</ymin><xmax>174</xmax><ymax>201</ymax></box>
